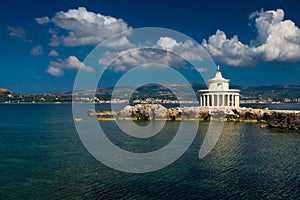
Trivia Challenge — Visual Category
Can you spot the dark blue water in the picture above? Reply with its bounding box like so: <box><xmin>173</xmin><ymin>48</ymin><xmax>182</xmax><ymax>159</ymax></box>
<box><xmin>0</xmin><ymin>104</ymin><xmax>299</xmax><ymax>199</ymax></box>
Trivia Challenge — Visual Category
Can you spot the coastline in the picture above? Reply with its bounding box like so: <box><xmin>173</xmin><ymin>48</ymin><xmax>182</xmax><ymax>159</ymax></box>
<box><xmin>1</xmin><ymin>101</ymin><xmax>300</xmax><ymax>108</ymax></box>
<box><xmin>88</xmin><ymin>104</ymin><xmax>300</xmax><ymax>131</ymax></box>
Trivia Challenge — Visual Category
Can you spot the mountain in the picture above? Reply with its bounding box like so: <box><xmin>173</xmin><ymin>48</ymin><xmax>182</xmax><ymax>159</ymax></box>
<box><xmin>65</xmin><ymin>83</ymin><xmax>300</xmax><ymax>102</ymax></box>
<box><xmin>0</xmin><ymin>84</ymin><xmax>299</xmax><ymax>103</ymax></box>
<box><xmin>233</xmin><ymin>85</ymin><xmax>300</xmax><ymax>100</ymax></box>
<box><xmin>0</xmin><ymin>88</ymin><xmax>11</xmax><ymax>94</ymax></box>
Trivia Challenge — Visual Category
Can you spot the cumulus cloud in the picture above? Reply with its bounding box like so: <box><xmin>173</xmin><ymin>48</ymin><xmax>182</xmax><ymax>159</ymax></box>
<box><xmin>250</xmin><ymin>9</ymin><xmax>300</xmax><ymax>62</ymax></box>
<box><xmin>157</xmin><ymin>37</ymin><xmax>181</xmax><ymax>51</ymax></box>
<box><xmin>202</xmin><ymin>30</ymin><xmax>254</xmax><ymax>66</ymax></box>
<box><xmin>35</xmin><ymin>16</ymin><xmax>50</xmax><ymax>24</ymax></box>
<box><xmin>36</xmin><ymin>7</ymin><xmax>133</xmax><ymax>48</ymax></box>
<box><xmin>47</xmin><ymin>66</ymin><xmax>63</xmax><ymax>76</ymax></box>
<box><xmin>98</xmin><ymin>37</ymin><xmax>206</xmax><ymax>72</ymax></box>
<box><xmin>101</xmin><ymin>35</ymin><xmax>135</xmax><ymax>49</ymax></box>
<box><xmin>30</xmin><ymin>45</ymin><xmax>43</xmax><ymax>56</ymax></box>
<box><xmin>48</xmin><ymin>50</ymin><xmax>59</xmax><ymax>57</ymax></box>
<box><xmin>7</xmin><ymin>26</ymin><xmax>32</xmax><ymax>42</ymax></box>
<box><xmin>98</xmin><ymin>48</ymin><xmax>196</xmax><ymax>73</ymax></box>
<box><xmin>202</xmin><ymin>9</ymin><xmax>300</xmax><ymax>66</ymax></box>
<box><xmin>49</xmin><ymin>34</ymin><xmax>60</xmax><ymax>47</ymax></box>
<box><xmin>157</xmin><ymin>37</ymin><xmax>204</xmax><ymax>61</ymax></box>
<box><xmin>47</xmin><ymin>56</ymin><xmax>94</xmax><ymax>76</ymax></box>
<box><xmin>63</xmin><ymin>56</ymin><xmax>95</xmax><ymax>72</ymax></box>
<box><xmin>99</xmin><ymin>49</ymin><xmax>173</xmax><ymax>72</ymax></box>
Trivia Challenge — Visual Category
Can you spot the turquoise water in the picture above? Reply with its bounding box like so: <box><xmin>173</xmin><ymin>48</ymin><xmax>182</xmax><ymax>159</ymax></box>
<box><xmin>0</xmin><ymin>104</ymin><xmax>299</xmax><ymax>199</ymax></box>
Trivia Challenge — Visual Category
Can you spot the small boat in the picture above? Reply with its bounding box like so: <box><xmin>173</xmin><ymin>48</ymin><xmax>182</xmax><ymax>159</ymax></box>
<box><xmin>74</xmin><ymin>117</ymin><xmax>83</xmax><ymax>122</ymax></box>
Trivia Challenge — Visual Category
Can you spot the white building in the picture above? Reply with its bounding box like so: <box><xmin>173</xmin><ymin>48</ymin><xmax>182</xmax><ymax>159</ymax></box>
<box><xmin>199</xmin><ymin>66</ymin><xmax>240</xmax><ymax>108</ymax></box>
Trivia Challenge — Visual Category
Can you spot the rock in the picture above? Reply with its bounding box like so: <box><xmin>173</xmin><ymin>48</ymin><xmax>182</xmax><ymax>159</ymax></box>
<box><xmin>167</xmin><ymin>107</ymin><xmax>181</xmax><ymax>120</ymax></box>
<box><xmin>227</xmin><ymin>107</ymin><xmax>271</xmax><ymax>122</ymax></box>
<box><xmin>150</xmin><ymin>104</ymin><xmax>168</xmax><ymax>119</ymax></box>
<box><xmin>118</xmin><ymin>105</ymin><xmax>134</xmax><ymax>118</ymax></box>
<box><xmin>210</xmin><ymin>110</ymin><xmax>226</xmax><ymax>120</ymax></box>
<box><xmin>226</xmin><ymin>110</ymin><xmax>239</xmax><ymax>121</ymax></box>
<box><xmin>244</xmin><ymin>111</ymin><xmax>257</xmax><ymax>120</ymax></box>
<box><xmin>181</xmin><ymin>107</ymin><xmax>201</xmax><ymax>119</ymax></box>
<box><xmin>91</xmin><ymin>104</ymin><xmax>300</xmax><ymax>131</ymax></box>
<box><xmin>199</xmin><ymin>108</ymin><xmax>210</xmax><ymax>120</ymax></box>
<box><xmin>88</xmin><ymin>109</ymin><xmax>117</xmax><ymax>116</ymax></box>
<box><xmin>268</xmin><ymin>112</ymin><xmax>300</xmax><ymax>130</ymax></box>
<box><xmin>118</xmin><ymin>104</ymin><xmax>168</xmax><ymax>120</ymax></box>
<box><xmin>261</xmin><ymin>112</ymin><xmax>271</xmax><ymax>122</ymax></box>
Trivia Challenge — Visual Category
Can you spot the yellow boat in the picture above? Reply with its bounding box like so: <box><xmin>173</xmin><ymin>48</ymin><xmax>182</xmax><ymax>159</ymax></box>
<box><xmin>74</xmin><ymin>117</ymin><xmax>83</xmax><ymax>122</ymax></box>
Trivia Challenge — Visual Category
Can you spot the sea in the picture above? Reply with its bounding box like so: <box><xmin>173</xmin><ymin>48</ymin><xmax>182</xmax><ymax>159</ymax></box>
<box><xmin>0</xmin><ymin>103</ymin><xmax>299</xmax><ymax>199</ymax></box>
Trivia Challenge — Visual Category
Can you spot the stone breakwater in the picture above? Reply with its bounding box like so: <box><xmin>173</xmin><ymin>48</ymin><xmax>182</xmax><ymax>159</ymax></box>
<box><xmin>88</xmin><ymin>104</ymin><xmax>300</xmax><ymax>131</ymax></box>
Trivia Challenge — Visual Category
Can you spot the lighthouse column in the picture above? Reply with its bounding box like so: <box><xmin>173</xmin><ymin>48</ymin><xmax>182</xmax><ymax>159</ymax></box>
<box><xmin>206</xmin><ymin>95</ymin><xmax>209</xmax><ymax>107</ymax></box>
<box><xmin>233</xmin><ymin>95</ymin><xmax>236</xmax><ymax>107</ymax></box>
<box><xmin>222</xmin><ymin>94</ymin><xmax>225</xmax><ymax>107</ymax></box>
<box><xmin>200</xmin><ymin>95</ymin><xmax>202</xmax><ymax>106</ymax></box>
<box><xmin>227</xmin><ymin>94</ymin><xmax>230</xmax><ymax>107</ymax></box>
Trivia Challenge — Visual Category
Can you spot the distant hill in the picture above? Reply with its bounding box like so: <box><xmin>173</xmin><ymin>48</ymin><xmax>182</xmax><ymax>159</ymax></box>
<box><xmin>0</xmin><ymin>84</ymin><xmax>299</xmax><ymax>103</ymax></box>
<box><xmin>233</xmin><ymin>85</ymin><xmax>300</xmax><ymax>100</ymax></box>
<box><xmin>0</xmin><ymin>88</ymin><xmax>11</xmax><ymax>94</ymax></box>
<box><xmin>67</xmin><ymin>83</ymin><xmax>300</xmax><ymax>101</ymax></box>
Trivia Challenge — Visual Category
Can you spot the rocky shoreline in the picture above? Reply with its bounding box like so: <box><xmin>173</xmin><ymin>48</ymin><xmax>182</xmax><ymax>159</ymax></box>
<box><xmin>88</xmin><ymin>104</ymin><xmax>300</xmax><ymax>131</ymax></box>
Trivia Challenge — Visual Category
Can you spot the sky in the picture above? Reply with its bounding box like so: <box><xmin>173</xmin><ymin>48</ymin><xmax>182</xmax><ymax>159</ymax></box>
<box><xmin>1</xmin><ymin>0</ymin><xmax>300</xmax><ymax>94</ymax></box>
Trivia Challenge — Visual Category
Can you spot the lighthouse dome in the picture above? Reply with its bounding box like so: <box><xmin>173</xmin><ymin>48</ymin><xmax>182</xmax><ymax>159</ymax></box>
<box><xmin>207</xmin><ymin>66</ymin><xmax>230</xmax><ymax>91</ymax></box>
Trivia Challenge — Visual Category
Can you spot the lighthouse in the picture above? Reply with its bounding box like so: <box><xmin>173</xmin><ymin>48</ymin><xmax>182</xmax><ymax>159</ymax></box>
<box><xmin>199</xmin><ymin>66</ymin><xmax>240</xmax><ymax>108</ymax></box>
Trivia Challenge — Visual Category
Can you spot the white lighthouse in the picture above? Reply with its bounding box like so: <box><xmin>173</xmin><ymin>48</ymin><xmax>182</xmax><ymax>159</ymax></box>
<box><xmin>199</xmin><ymin>66</ymin><xmax>240</xmax><ymax>108</ymax></box>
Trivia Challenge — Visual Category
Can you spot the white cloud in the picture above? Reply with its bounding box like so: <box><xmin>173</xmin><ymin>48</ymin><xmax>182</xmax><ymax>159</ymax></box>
<box><xmin>30</xmin><ymin>45</ymin><xmax>43</xmax><ymax>56</ymax></box>
<box><xmin>197</xmin><ymin>67</ymin><xmax>207</xmax><ymax>72</ymax></box>
<box><xmin>36</xmin><ymin>7</ymin><xmax>133</xmax><ymax>48</ymax></box>
<box><xmin>47</xmin><ymin>66</ymin><xmax>64</xmax><ymax>76</ymax></box>
<box><xmin>251</xmin><ymin>9</ymin><xmax>300</xmax><ymax>62</ymax></box>
<box><xmin>202</xmin><ymin>9</ymin><xmax>300</xmax><ymax>66</ymax></box>
<box><xmin>7</xmin><ymin>26</ymin><xmax>32</xmax><ymax>42</ymax></box>
<box><xmin>35</xmin><ymin>16</ymin><xmax>50</xmax><ymax>24</ymax></box>
<box><xmin>157</xmin><ymin>37</ymin><xmax>204</xmax><ymax>61</ymax></box>
<box><xmin>49</xmin><ymin>34</ymin><xmax>60</xmax><ymax>47</ymax></box>
<box><xmin>47</xmin><ymin>56</ymin><xmax>94</xmax><ymax>76</ymax></box>
<box><xmin>101</xmin><ymin>35</ymin><xmax>134</xmax><ymax>49</ymax></box>
<box><xmin>98</xmin><ymin>37</ymin><xmax>206</xmax><ymax>72</ymax></box>
<box><xmin>64</xmin><ymin>56</ymin><xmax>95</xmax><ymax>72</ymax></box>
<box><xmin>173</xmin><ymin>40</ymin><xmax>205</xmax><ymax>61</ymax></box>
<box><xmin>48</xmin><ymin>50</ymin><xmax>59</xmax><ymax>57</ymax></box>
<box><xmin>98</xmin><ymin>47</ymin><xmax>198</xmax><ymax>73</ymax></box>
<box><xmin>99</xmin><ymin>49</ymin><xmax>174</xmax><ymax>72</ymax></box>
<box><xmin>202</xmin><ymin>30</ymin><xmax>254</xmax><ymax>66</ymax></box>
<box><xmin>157</xmin><ymin>37</ymin><xmax>181</xmax><ymax>51</ymax></box>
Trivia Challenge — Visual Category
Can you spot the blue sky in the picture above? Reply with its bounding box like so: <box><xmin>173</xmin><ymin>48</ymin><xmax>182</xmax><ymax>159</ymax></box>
<box><xmin>1</xmin><ymin>0</ymin><xmax>300</xmax><ymax>94</ymax></box>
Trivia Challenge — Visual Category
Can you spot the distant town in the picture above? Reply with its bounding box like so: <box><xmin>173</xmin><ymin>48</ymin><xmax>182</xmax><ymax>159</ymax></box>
<box><xmin>0</xmin><ymin>84</ymin><xmax>299</xmax><ymax>104</ymax></box>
